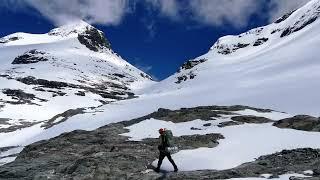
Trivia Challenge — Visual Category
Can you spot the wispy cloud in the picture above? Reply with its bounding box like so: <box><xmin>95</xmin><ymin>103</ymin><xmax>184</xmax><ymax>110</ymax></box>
<box><xmin>0</xmin><ymin>0</ymin><xmax>312</xmax><ymax>28</ymax></box>
<box><xmin>2</xmin><ymin>0</ymin><xmax>129</xmax><ymax>26</ymax></box>
<box><xmin>144</xmin><ymin>0</ymin><xmax>180</xmax><ymax>20</ymax></box>
<box><xmin>189</xmin><ymin>0</ymin><xmax>260</xmax><ymax>28</ymax></box>
<box><xmin>268</xmin><ymin>0</ymin><xmax>311</xmax><ymax>22</ymax></box>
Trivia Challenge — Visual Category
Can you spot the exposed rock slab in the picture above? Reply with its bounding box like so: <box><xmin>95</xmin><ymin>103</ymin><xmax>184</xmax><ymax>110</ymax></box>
<box><xmin>273</xmin><ymin>115</ymin><xmax>320</xmax><ymax>132</ymax></box>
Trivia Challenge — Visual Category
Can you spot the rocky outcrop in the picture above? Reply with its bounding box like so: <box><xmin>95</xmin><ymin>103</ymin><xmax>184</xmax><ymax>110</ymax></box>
<box><xmin>280</xmin><ymin>4</ymin><xmax>320</xmax><ymax>37</ymax></box>
<box><xmin>214</xmin><ymin>42</ymin><xmax>250</xmax><ymax>55</ymax></box>
<box><xmin>121</xmin><ymin>105</ymin><xmax>273</xmax><ymax>126</ymax></box>
<box><xmin>0</xmin><ymin>105</ymin><xmax>319</xmax><ymax>179</ymax></box>
<box><xmin>273</xmin><ymin>115</ymin><xmax>320</xmax><ymax>132</ymax></box>
<box><xmin>0</xmin><ymin>36</ymin><xmax>21</xmax><ymax>44</ymax></box>
<box><xmin>168</xmin><ymin>148</ymin><xmax>320</xmax><ymax>179</ymax></box>
<box><xmin>231</xmin><ymin>115</ymin><xmax>273</xmax><ymax>124</ymax></box>
<box><xmin>253</xmin><ymin>38</ymin><xmax>269</xmax><ymax>46</ymax></box>
<box><xmin>179</xmin><ymin>58</ymin><xmax>207</xmax><ymax>72</ymax></box>
<box><xmin>1</xmin><ymin>89</ymin><xmax>47</xmax><ymax>105</ymax></box>
<box><xmin>12</xmin><ymin>50</ymin><xmax>49</xmax><ymax>64</ymax></box>
<box><xmin>77</xmin><ymin>27</ymin><xmax>111</xmax><ymax>52</ymax></box>
<box><xmin>0</xmin><ymin>120</ymin><xmax>223</xmax><ymax>180</ymax></box>
<box><xmin>274</xmin><ymin>10</ymin><xmax>296</xmax><ymax>24</ymax></box>
<box><xmin>15</xmin><ymin>76</ymin><xmax>133</xmax><ymax>100</ymax></box>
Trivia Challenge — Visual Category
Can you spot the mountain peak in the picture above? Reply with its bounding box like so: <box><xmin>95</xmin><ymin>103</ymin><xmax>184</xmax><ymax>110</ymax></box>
<box><xmin>48</xmin><ymin>20</ymin><xmax>94</xmax><ymax>37</ymax></box>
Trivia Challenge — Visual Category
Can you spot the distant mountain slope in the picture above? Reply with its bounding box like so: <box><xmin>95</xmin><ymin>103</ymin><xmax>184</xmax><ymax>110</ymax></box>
<box><xmin>0</xmin><ymin>20</ymin><xmax>153</xmax><ymax>132</ymax></box>
<box><xmin>146</xmin><ymin>0</ymin><xmax>320</xmax><ymax>115</ymax></box>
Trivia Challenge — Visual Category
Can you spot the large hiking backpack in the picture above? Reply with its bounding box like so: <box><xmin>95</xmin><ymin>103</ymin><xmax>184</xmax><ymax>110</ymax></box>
<box><xmin>164</xmin><ymin>129</ymin><xmax>173</xmax><ymax>147</ymax></box>
<box><xmin>164</xmin><ymin>129</ymin><xmax>179</xmax><ymax>154</ymax></box>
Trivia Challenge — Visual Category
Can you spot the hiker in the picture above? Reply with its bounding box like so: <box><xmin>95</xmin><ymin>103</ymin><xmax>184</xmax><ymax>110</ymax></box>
<box><xmin>155</xmin><ymin>128</ymin><xmax>178</xmax><ymax>172</ymax></box>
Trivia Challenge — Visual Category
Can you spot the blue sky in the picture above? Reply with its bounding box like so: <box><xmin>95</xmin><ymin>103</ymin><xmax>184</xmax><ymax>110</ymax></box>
<box><xmin>0</xmin><ymin>0</ymin><xmax>310</xmax><ymax>80</ymax></box>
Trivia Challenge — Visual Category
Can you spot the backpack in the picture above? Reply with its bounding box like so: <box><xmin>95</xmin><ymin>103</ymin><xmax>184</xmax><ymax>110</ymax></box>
<box><xmin>164</xmin><ymin>129</ymin><xmax>173</xmax><ymax>147</ymax></box>
<box><xmin>164</xmin><ymin>129</ymin><xmax>179</xmax><ymax>154</ymax></box>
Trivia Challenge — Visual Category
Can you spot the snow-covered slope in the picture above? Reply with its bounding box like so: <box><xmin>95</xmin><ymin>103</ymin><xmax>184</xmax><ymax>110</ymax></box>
<box><xmin>1</xmin><ymin>1</ymin><xmax>320</xmax><ymax>179</ymax></box>
<box><xmin>0</xmin><ymin>20</ymin><xmax>153</xmax><ymax>132</ymax></box>
<box><xmin>145</xmin><ymin>0</ymin><xmax>320</xmax><ymax>116</ymax></box>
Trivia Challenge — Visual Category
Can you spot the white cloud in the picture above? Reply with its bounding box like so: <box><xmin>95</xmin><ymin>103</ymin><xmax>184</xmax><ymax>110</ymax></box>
<box><xmin>144</xmin><ymin>0</ymin><xmax>180</xmax><ymax>19</ymax></box>
<box><xmin>0</xmin><ymin>0</ymin><xmax>313</xmax><ymax>28</ymax></box>
<box><xmin>2</xmin><ymin>0</ymin><xmax>129</xmax><ymax>26</ymax></box>
<box><xmin>268</xmin><ymin>0</ymin><xmax>311</xmax><ymax>22</ymax></box>
<box><xmin>189</xmin><ymin>0</ymin><xmax>260</xmax><ymax>27</ymax></box>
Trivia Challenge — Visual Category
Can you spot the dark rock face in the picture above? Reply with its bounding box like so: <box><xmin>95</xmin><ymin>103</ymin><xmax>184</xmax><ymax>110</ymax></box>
<box><xmin>168</xmin><ymin>148</ymin><xmax>320</xmax><ymax>179</ymax></box>
<box><xmin>175</xmin><ymin>72</ymin><xmax>196</xmax><ymax>84</ymax></box>
<box><xmin>16</xmin><ymin>76</ymin><xmax>133</xmax><ymax>100</ymax></box>
<box><xmin>218</xmin><ymin>121</ymin><xmax>244</xmax><ymax>128</ymax></box>
<box><xmin>179</xmin><ymin>58</ymin><xmax>207</xmax><ymax>72</ymax></box>
<box><xmin>215</xmin><ymin>43</ymin><xmax>250</xmax><ymax>55</ymax></box>
<box><xmin>274</xmin><ymin>10</ymin><xmax>296</xmax><ymax>24</ymax></box>
<box><xmin>175</xmin><ymin>58</ymin><xmax>207</xmax><ymax>84</ymax></box>
<box><xmin>273</xmin><ymin>115</ymin><xmax>320</xmax><ymax>132</ymax></box>
<box><xmin>77</xmin><ymin>27</ymin><xmax>111</xmax><ymax>52</ymax></box>
<box><xmin>253</xmin><ymin>38</ymin><xmax>269</xmax><ymax>46</ymax></box>
<box><xmin>280</xmin><ymin>4</ymin><xmax>320</xmax><ymax>38</ymax></box>
<box><xmin>12</xmin><ymin>50</ymin><xmax>48</xmax><ymax>64</ymax></box>
<box><xmin>231</xmin><ymin>115</ymin><xmax>273</xmax><ymax>124</ymax></box>
<box><xmin>1</xmin><ymin>89</ymin><xmax>47</xmax><ymax>105</ymax></box>
<box><xmin>281</xmin><ymin>16</ymin><xmax>318</xmax><ymax>37</ymax></box>
<box><xmin>0</xmin><ymin>120</ymin><xmax>223</xmax><ymax>180</ymax></box>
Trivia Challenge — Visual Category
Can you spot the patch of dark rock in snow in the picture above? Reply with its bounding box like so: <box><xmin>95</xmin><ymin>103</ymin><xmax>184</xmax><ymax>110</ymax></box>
<box><xmin>0</xmin><ymin>119</ymin><xmax>223</xmax><ymax>180</ymax></box>
<box><xmin>179</xmin><ymin>58</ymin><xmax>207</xmax><ymax>72</ymax></box>
<box><xmin>215</xmin><ymin>43</ymin><xmax>250</xmax><ymax>55</ymax></box>
<box><xmin>43</xmin><ymin>108</ymin><xmax>86</xmax><ymax>129</ymax></box>
<box><xmin>253</xmin><ymin>38</ymin><xmax>269</xmax><ymax>46</ymax></box>
<box><xmin>167</xmin><ymin>148</ymin><xmax>320</xmax><ymax>179</ymax></box>
<box><xmin>12</xmin><ymin>49</ymin><xmax>49</xmax><ymax>64</ymax></box>
<box><xmin>203</xmin><ymin>123</ymin><xmax>212</xmax><ymax>127</ymax></box>
<box><xmin>16</xmin><ymin>76</ymin><xmax>133</xmax><ymax>100</ymax></box>
<box><xmin>190</xmin><ymin>127</ymin><xmax>202</xmax><ymax>130</ymax></box>
<box><xmin>280</xmin><ymin>5</ymin><xmax>320</xmax><ymax>38</ymax></box>
<box><xmin>218</xmin><ymin>121</ymin><xmax>244</xmax><ymax>128</ymax></box>
<box><xmin>281</xmin><ymin>16</ymin><xmax>318</xmax><ymax>37</ymax></box>
<box><xmin>112</xmin><ymin>73</ymin><xmax>125</xmax><ymax>78</ymax></box>
<box><xmin>121</xmin><ymin>106</ymin><xmax>273</xmax><ymax>126</ymax></box>
<box><xmin>175</xmin><ymin>71</ymin><xmax>197</xmax><ymax>84</ymax></box>
<box><xmin>273</xmin><ymin>115</ymin><xmax>320</xmax><ymax>132</ymax></box>
<box><xmin>0</xmin><ymin>121</ymin><xmax>38</xmax><ymax>133</ymax></box>
<box><xmin>77</xmin><ymin>27</ymin><xmax>111</xmax><ymax>52</ymax></box>
<box><xmin>1</xmin><ymin>89</ymin><xmax>47</xmax><ymax>105</ymax></box>
<box><xmin>274</xmin><ymin>10</ymin><xmax>296</xmax><ymax>24</ymax></box>
<box><xmin>231</xmin><ymin>115</ymin><xmax>273</xmax><ymax>124</ymax></box>
<box><xmin>140</xmin><ymin>73</ymin><xmax>152</xmax><ymax>80</ymax></box>
<box><xmin>0</xmin><ymin>36</ymin><xmax>21</xmax><ymax>44</ymax></box>
<box><xmin>75</xmin><ymin>91</ymin><xmax>85</xmax><ymax>96</ymax></box>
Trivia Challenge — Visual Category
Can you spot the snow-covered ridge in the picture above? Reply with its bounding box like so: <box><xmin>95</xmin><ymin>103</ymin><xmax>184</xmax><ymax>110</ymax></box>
<box><xmin>145</xmin><ymin>0</ymin><xmax>320</xmax><ymax>116</ymax></box>
<box><xmin>0</xmin><ymin>21</ymin><xmax>153</xmax><ymax>133</ymax></box>
<box><xmin>0</xmin><ymin>20</ymin><xmax>105</xmax><ymax>46</ymax></box>
<box><xmin>210</xmin><ymin>0</ymin><xmax>320</xmax><ymax>55</ymax></box>
<box><xmin>48</xmin><ymin>20</ymin><xmax>93</xmax><ymax>37</ymax></box>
